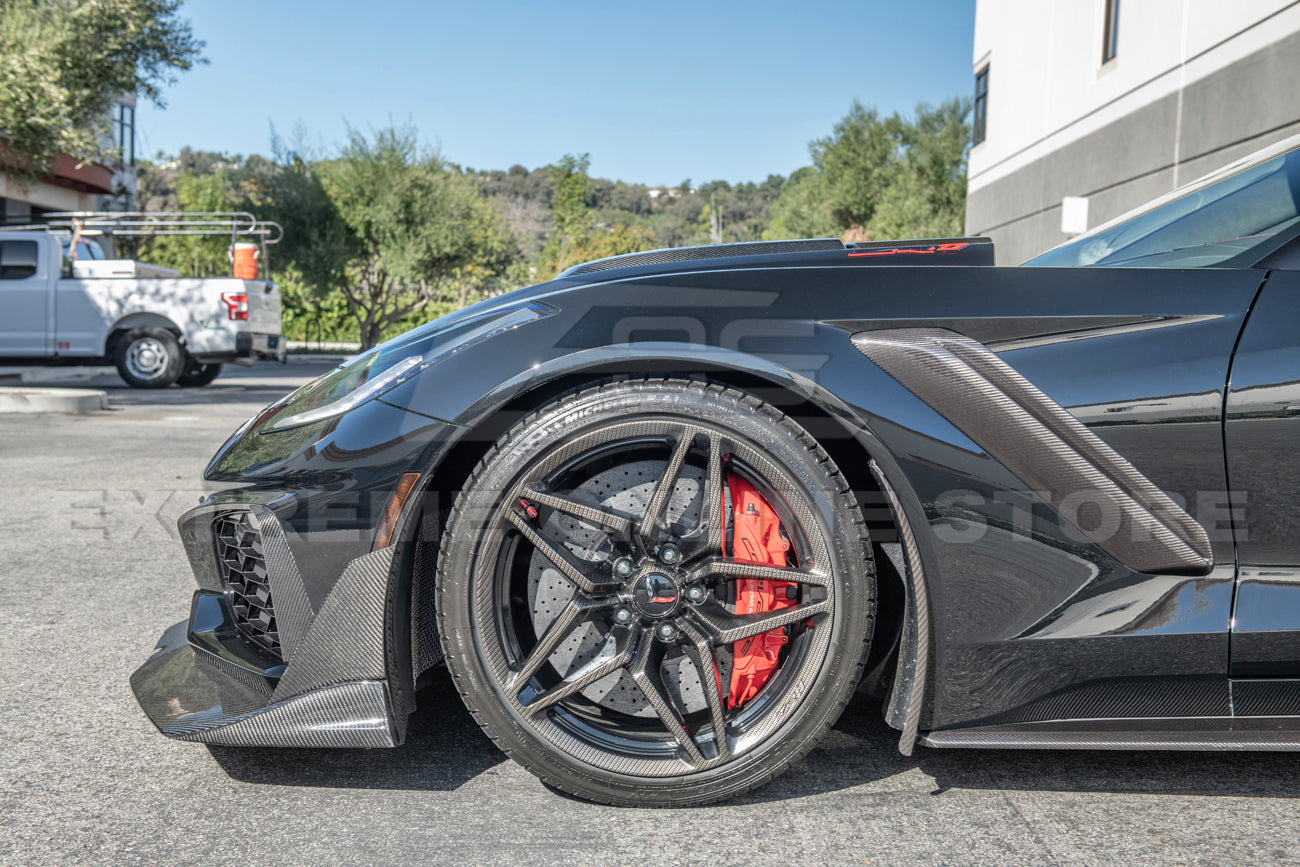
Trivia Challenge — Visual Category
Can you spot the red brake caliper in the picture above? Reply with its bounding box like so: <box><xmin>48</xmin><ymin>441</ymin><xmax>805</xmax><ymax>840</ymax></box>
<box><xmin>723</xmin><ymin>475</ymin><xmax>796</xmax><ymax>709</ymax></box>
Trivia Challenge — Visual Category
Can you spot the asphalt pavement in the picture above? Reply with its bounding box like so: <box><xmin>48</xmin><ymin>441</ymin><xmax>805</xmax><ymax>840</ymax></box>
<box><xmin>1</xmin><ymin>365</ymin><xmax>1299</xmax><ymax>866</ymax></box>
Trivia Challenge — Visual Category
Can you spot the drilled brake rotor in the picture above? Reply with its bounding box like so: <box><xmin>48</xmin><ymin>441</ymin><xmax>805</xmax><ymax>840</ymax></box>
<box><xmin>527</xmin><ymin>460</ymin><xmax>733</xmax><ymax>717</ymax></box>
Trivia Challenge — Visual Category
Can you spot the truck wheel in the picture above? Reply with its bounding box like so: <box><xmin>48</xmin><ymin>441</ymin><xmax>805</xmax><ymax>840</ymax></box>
<box><xmin>114</xmin><ymin>328</ymin><xmax>184</xmax><ymax>388</ymax></box>
<box><xmin>177</xmin><ymin>359</ymin><xmax>222</xmax><ymax>387</ymax></box>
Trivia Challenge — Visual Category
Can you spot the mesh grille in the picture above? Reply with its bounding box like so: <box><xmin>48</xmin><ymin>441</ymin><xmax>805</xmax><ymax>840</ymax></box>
<box><xmin>214</xmin><ymin>511</ymin><xmax>280</xmax><ymax>654</ymax></box>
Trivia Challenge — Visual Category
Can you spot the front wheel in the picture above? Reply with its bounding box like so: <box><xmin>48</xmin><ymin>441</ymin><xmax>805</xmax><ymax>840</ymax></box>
<box><xmin>436</xmin><ymin>380</ymin><xmax>875</xmax><ymax>806</ymax></box>
<box><xmin>113</xmin><ymin>328</ymin><xmax>184</xmax><ymax>388</ymax></box>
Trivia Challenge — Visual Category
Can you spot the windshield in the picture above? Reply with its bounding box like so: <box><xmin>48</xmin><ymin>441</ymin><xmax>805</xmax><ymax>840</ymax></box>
<box><xmin>1026</xmin><ymin>140</ymin><xmax>1300</xmax><ymax>268</ymax></box>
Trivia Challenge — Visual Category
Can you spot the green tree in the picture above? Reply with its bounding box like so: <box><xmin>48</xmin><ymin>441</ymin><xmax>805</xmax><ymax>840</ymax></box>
<box><xmin>235</xmin><ymin>146</ymin><xmax>355</xmax><ymax>343</ymax></box>
<box><xmin>764</xmin><ymin>98</ymin><xmax>971</xmax><ymax>243</ymax></box>
<box><xmin>0</xmin><ymin>0</ymin><xmax>203</xmax><ymax>179</ymax></box>
<box><xmin>565</xmin><ymin>223</ymin><xmax>655</xmax><ymax>265</ymax></box>
<box><xmin>763</xmin><ymin>167</ymin><xmax>838</xmax><ymax>240</ymax></box>
<box><xmin>135</xmin><ymin>170</ymin><xmax>234</xmax><ymax>275</ymax></box>
<box><xmin>276</xmin><ymin>262</ymin><xmax>361</xmax><ymax>345</ymax></box>
<box><xmin>539</xmin><ymin>153</ymin><xmax>594</xmax><ymax>277</ymax></box>
<box><xmin>813</xmin><ymin>101</ymin><xmax>896</xmax><ymax>232</ymax></box>
<box><xmin>874</xmin><ymin>98</ymin><xmax>973</xmax><ymax>239</ymax></box>
<box><xmin>253</xmin><ymin>132</ymin><xmax>353</xmax><ymax>310</ymax></box>
<box><xmin>321</xmin><ymin>125</ymin><xmax>519</xmax><ymax>350</ymax></box>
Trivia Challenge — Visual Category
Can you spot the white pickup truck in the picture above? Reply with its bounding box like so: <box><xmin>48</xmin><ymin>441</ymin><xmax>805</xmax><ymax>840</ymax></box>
<box><xmin>0</xmin><ymin>230</ymin><xmax>282</xmax><ymax>388</ymax></box>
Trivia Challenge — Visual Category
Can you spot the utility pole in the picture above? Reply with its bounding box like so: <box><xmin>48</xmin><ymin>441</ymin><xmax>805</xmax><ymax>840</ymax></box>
<box><xmin>710</xmin><ymin>192</ymin><xmax>722</xmax><ymax>245</ymax></box>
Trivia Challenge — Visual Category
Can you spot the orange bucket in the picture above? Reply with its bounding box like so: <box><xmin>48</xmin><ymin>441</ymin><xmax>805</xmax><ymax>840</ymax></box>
<box><xmin>230</xmin><ymin>242</ymin><xmax>260</xmax><ymax>280</ymax></box>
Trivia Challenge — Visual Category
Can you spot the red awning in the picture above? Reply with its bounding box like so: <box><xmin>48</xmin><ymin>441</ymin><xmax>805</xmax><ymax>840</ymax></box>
<box><xmin>47</xmin><ymin>154</ymin><xmax>114</xmax><ymax>195</ymax></box>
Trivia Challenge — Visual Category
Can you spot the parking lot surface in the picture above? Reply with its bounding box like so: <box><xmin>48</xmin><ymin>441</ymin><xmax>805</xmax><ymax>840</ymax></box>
<box><xmin>2</xmin><ymin>365</ymin><xmax>1298</xmax><ymax>865</ymax></box>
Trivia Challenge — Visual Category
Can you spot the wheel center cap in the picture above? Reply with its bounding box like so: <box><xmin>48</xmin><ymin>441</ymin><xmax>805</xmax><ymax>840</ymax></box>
<box><xmin>632</xmin><ymin>572</ymin><xmax>680</xmax><ymax>618</ymax></box>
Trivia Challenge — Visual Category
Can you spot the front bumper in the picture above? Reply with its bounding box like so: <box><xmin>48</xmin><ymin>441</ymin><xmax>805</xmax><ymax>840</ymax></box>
<box><xmin>132</xmin><ymin>397</ymin><xmax>451</xmax><ymax>748</ymax></box>
<box><xmin>131</xmin><ymin>498</ymin><xmax>408</xmax><ymax>749</ymax></box>
<box><xmin>131</xmin><ymin>616</ymin><xmax>396</xmax><ymax>748</ymax></box>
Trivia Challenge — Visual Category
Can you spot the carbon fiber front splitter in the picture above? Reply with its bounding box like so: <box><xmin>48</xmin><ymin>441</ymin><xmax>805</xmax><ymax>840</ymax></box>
<box><xmin>130</xmin><ymin>620</ymin><xmax>396</xmax><ymax>748</ymax></box>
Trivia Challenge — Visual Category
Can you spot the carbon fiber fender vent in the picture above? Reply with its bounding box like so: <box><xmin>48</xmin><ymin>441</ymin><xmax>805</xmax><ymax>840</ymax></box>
<box><xmin>852</xmin><ymin>328</ymin><xmax>1213</xmax><ymax>576</ymax></box>
<box><xmin>214</xmin><ymin>511</ymin><xmax>280</xmax><ymax>655</ymax></box>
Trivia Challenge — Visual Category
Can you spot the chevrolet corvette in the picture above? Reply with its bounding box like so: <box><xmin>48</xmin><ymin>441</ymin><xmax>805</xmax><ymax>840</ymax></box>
<box><xmin>133</xmin><ymin>133</ymin><xmax>1300</xmax><ymax>805</ymax></box>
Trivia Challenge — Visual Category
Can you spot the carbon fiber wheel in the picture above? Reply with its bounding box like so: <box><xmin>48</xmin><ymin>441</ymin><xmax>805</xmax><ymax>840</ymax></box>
<box><xmin>437</xmin><ymin>380</ymin><xmax>875</xmax><ymax>806</ymax></box>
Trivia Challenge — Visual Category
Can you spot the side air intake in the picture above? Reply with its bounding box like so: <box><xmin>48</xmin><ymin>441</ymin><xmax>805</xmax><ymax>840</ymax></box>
<box><xmin>852</xmin><ymin>328</ymin><xmax>1213</xmax><ymax>576</ymax></box>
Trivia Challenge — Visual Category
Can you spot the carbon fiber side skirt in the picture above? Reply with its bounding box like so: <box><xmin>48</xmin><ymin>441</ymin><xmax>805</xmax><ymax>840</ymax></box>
<box><xmin>921</xmin><ymin>718</ymin><xmax>1300</xmax><ymax>751</ymax></box>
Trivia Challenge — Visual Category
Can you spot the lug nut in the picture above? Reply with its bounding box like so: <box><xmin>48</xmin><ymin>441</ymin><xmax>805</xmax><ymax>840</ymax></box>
<box><xmin>657</xmin><ymin>623</ymin><xmax>679</xmax><ymax>641</ymax></box>
<box><xmin>613</xmin><ymin>557</ymin><xmax>635</xmax><ymax>579</ymax></box>
<box><xmin>614</xmin><ymin>607</ymin><xmax>634</xmax><ymax>625</ymax></box>
<box><xmin>658</xmin><ymin>543</ymin><xmax>681</xmax><ymax>565</ymax></box>
<box><xmin>685</xmin><ymin>585</ymin><xmax>706</xmax><ymax>604</ymax></box>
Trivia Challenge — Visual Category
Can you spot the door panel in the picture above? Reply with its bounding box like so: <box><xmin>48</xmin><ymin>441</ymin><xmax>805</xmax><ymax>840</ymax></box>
<box><xmin>1226</xmin><ymin>270</ymin><xmax>1300</xmax><ymax>565</ymax></box>
<box><xmin>1226</xmin><ymin>270</ymin><xmax>1300</xmax><ymax>675</ymax></box>
<box><xmin>0</xmin><ymin>239</ymin><xmax>52</xmax><ymax>355</ymax></box>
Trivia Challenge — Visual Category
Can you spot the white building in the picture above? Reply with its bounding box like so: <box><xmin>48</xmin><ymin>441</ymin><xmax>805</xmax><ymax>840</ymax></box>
<box><xmin>0</xmin><ymin>95</ymin><xmax>138</xmax><ymax>224</ymax></box>
<box><xmin>965</xmin><ymin>0</ymin><xmax>1300</xmax><ymax>265</ymax></box>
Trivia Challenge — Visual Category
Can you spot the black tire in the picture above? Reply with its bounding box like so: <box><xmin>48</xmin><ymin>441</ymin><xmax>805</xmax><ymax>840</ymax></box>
<box><xmin>177</xmin><ymin>359</ymin><xmax>222</xmax><ymax>387</ymax></box>
<box><xmin>113</xmin><ymin>327</ymin><xmax>184</xmax><ymax>388</ymax></box>
<box><xmin>436</xmin><ymin>380</ymin><xmax>875</xmax><ymax>806</ymax></box>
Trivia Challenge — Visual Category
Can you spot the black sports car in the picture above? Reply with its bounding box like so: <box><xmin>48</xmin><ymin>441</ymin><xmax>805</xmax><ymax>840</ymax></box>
<box><xmin>133</xmin><ymin>134</ymin><xmax>1300</xmax><ymax>806</ymax></box>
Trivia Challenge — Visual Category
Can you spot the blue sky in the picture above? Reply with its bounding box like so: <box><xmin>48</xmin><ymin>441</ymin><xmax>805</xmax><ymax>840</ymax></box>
<box><xmin>136</xmin><ymin>0</ymin><xmax>975</xmax><ymax>186</ymax></box>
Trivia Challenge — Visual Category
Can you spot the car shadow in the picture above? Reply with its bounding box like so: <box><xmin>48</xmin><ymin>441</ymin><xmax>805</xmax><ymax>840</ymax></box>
<box><xmin>738</xmin><ymin>695</ymin><xmax>1300</xmax><ymax>805</ymax></box>
<box><xmin>209</xmin><ymin>671</ymin><xmax>1300</xmax><ymax>802</ymax></box>
<box><xmin>207</xmin><ymin>671</ymin><xmax>510</xmax><ymax>792</ymax></box>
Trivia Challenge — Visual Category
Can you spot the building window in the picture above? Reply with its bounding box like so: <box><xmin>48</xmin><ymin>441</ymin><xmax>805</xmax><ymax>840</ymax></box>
<box><xmin>1102</xmin><ymin>0</ymin><xmax>1120</xmax><ymax>63</ymax></box>
<box><xmin>973</xmin><ymin>65</ymin><xmax>989</xmax><ymax>145</ymax></box>
<box><xmin>114</xmin><ymin>102</ymin><xmax>135</xmax><ymax>165</ymax></box>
